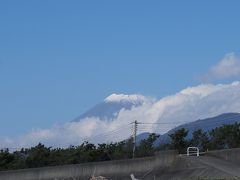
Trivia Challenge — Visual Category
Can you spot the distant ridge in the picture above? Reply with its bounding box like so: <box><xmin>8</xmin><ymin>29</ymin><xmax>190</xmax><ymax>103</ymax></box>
<box><xmin>136</xmin><ymin>113</ymin><xmax>240</xmax><ymax>145</ymax></box>
<box><xmin>169</xmin><ymin>112</ymin><xmax>240</xmax><ymax>133</ymax></box>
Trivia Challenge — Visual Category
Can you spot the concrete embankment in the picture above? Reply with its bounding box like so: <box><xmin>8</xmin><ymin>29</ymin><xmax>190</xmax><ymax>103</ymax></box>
<box><xmin>0</xmin><ymin>150</ymin><xmax>177</xmax><ymax>180</ymax></box>
<box><xmin>2</xmin><ymin>148</ymin><xmax>240</xmax><ymax>180</ymax></box>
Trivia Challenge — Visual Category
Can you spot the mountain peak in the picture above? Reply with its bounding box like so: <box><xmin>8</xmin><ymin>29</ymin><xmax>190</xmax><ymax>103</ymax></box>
<box><xmin>104</xmin><ymin>93</ymin><xmax>146</xmax><ymax>104</ymax></box>
<box><xmin>72</xmin><ymin>93</ymin><xmax>147</xmax><ymax>122</ymax></box>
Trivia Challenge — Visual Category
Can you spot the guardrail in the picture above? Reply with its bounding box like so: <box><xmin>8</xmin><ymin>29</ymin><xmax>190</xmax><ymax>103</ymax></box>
<box><xmin>187</xmin><ymin>147</ymin><xmax>199</xmax><ymax>157</ymax></box>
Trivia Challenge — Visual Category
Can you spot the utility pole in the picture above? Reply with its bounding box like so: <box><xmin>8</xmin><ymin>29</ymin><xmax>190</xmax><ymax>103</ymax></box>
<box><xmin>132</xmin><ymin>120</ymin><xmax>138</xmax><ymax>159</ymax></box>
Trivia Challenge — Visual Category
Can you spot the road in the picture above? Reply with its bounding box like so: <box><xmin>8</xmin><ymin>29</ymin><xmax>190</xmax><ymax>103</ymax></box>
<box><xmin>147</xmin><ymin>155</ymin><xmax>240</xmax><ymax>180</ymax></box>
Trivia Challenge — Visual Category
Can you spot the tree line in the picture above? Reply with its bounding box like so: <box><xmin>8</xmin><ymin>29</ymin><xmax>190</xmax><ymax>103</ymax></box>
<box><xmin>1</xmin><ymin>122</ymin><xmax>240</xmax><ymax>171</ymax></box>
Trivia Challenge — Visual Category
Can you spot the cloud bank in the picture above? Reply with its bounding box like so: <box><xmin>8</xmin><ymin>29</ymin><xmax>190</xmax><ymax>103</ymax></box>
<box><xmin>1</xmin><ymin>81</ymin><xmax>240</xmax><ymax>149</ymax></box>
<box><xmin>200</xmin><ymin>53</ymin><xmax>240</xmax><ymax>82</ymax></box>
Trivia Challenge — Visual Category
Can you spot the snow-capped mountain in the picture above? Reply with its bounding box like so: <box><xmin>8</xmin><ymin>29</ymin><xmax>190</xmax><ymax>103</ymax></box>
<box><xmin>3</xmin><ymin>82</ymin><xmax>240</xmax><ymax>148</ymax></box>
<box><xmin>72</xmin><ymin>94</ymin><xmax>148</xmax><ymax>121</ymax></box>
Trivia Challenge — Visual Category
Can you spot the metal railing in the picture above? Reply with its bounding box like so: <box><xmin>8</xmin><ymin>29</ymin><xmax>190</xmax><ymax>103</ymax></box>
<box><xmin>187</xmin><ymin>147</ymin><xmax>199</xmax><ymax>157</ymax></box>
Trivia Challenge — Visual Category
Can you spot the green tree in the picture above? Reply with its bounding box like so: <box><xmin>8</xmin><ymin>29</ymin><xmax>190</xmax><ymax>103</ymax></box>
<box><xmin>136</xmin><ymin>133</ymin><xmax>159</xmax><ymax>157</ymax></box>
<box><xmin>190</xmin><ymin>129</ymin><xmax>209</xmax><ymax>151</ymax></box>
<box><xmin>169</xmin><ymin>128</ymin><xmax>189</xmax><ymax>153</ymax></box>
<box><xmin>69</xmin><ymin>141</ymin><xmax>98</xmax><ymax>164</ymax></box>
<box><xmin>0</xmin><ymin>149</ymin><xmax>15</xmax><ymax>170</ymax></box>
<box><xmin>25</xmin><ymin>143</ymin><xmax>51</xmax><ymax>168</ymax></box>
<box><xmin>209</xmin><ymin>123</ymin><xmax>240</xmax><ymax>150</ymax></box>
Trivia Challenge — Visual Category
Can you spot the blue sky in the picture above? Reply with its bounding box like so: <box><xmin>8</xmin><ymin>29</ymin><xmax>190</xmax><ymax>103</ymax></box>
<box><xmin>0</xmin><ymin>0</ymin><xmax>240</xmax><ymax>137</ymax></box>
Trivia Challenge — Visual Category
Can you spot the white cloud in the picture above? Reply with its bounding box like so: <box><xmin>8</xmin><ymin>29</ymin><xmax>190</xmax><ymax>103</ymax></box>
<box><xmin>1</xmin><ymin>82</ymin><xmax>240</xmax><ymax>149</ymax></box>
<box><xmin>200</xmin><ymin>53</ymin><xmax>240</xmax><ymax>81</ymax></box>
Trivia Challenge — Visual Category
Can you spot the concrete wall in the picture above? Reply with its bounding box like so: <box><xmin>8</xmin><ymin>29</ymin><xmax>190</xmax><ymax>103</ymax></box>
<box><xmin>206</xmin><ymin>148</ymin><xmax>240</xmax><ymax>165</ymax></box>
<box><xmin>0</xmin><ymin>150</ymin><xmax>177</xmax><ymax>180</ymax></box>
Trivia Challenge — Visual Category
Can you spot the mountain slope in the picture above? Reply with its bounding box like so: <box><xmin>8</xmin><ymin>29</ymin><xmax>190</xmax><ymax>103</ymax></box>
<box><xmin>155</xmin><ymin>113</ymin><xmax>240</xmax><ymax>144</ymax></box>
<box><xmin>72</xmin><ymin>94</ymin><xmax>147</xmax><ymax>121</ymax></box>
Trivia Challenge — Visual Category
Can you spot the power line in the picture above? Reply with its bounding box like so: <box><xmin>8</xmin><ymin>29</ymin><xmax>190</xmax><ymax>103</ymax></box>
<box><xmin>84</xmin><ymin>123</ymin><xmax>131</xmax><ymax>141</ymax></box>
<box><xmin>138</xmin><ymin>121</ymin><xmax>189</xmax><ymax>125</ymax></box>
<box><xmin>2</xmin><ymin>114</ymin><xmax>240</xmax><ymax>150</ymax></box>
<box><xmin>137</xmin><ymin>114</ymin><xmax>240</xmax><ymax>132</ymax></box>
